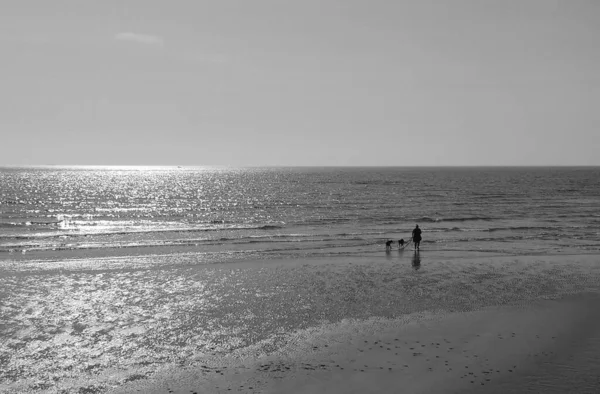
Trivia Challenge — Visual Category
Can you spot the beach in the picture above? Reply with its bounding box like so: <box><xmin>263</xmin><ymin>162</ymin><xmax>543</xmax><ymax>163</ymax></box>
<box><xmin>3</xmin><ymin>249</ymin><xmax>600</xmax><ymax>393</ymax></box>
<box><xmin>110</xmin><ymin>253</ymin><xmax>600</xmax><ymax>394</ymax></box>
<box><xmin>140</xmin><ymin>292</ymin><xmax>600</xmax><ymax>394</ymax></box>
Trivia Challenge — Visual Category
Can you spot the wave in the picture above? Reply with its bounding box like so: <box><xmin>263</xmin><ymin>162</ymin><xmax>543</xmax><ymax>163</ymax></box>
<box><xmin>0</xmin><ymin>235</ymin><xmax>376</xmax><ymax>254</ymax></box>
<box><xmin>0</xmin><ymin>231</ymin><xmax>393</xmax><ymax>253</ymax></box>
<box><xmin>0</xmin><ymin>200</ymin><xmax>26</xmax><ymax>205</ymax></box>
<box><xmin>0</xmin><ymin>222</ymin><xmax>30</xmax><ymax>228</ymax></box>
<box><xmin>486</xmin><ymin>224</ymin><xmax>594</xmax><ymax>232</ymax></box>
<box><xmin>4</xmin><ymin>225</ymin><xmax>565</xmax><ymax>254</ymax></box>
<box><xmin>0</xmin><ymin>220</ymin><xmax>63</xmax><ymax>228</ymax></box>
<box><xmin>0</xmin><ymin>221</ymin><xmax>289</xmax><ymax>240</ymax></box>
<box><xmin>415</xmin><ymin>216</ymin><xmax>495</xmax><ymax>223</ymax></box>
<box><xmin>425</xmin><ymin>235</ymin><xmax>529</xmax><ymax>244</ymax></box>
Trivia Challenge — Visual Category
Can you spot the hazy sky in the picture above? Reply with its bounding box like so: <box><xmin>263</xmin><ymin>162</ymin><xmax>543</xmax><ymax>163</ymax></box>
<box><xmin>1</xmin><ymin>0</ymin><xmax>599</xmax><ymax>166</ymax></box>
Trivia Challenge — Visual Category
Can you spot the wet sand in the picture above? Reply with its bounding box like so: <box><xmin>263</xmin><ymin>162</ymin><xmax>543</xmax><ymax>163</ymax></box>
<box><xmin>121</xmin><ymin>293</ymin><xmax>600</xmax><ymax>394</ymax></box>
<box><xmin>273</xmin><ymin>293</ymin><xmax>600</xmax><ymax>394</ymax></box>
<box><xmin>2</xmin><ymin>251</ymin><xmax>600</xmax><ymax>393</ymax></box>
<box><xmin>108</xmin><ymin>253</ymin><xmax>600</xmax><ymax>394</ymax></box>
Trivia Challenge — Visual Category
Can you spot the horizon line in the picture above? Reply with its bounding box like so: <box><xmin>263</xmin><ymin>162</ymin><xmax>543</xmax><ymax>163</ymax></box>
<box><xmin>1</xmin><ymin>164</ymin><xmax>599</xmax><ymax>169</ymax></box>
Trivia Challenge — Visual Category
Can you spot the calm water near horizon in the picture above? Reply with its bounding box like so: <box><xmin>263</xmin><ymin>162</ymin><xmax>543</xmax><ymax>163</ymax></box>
<box><xmin>1</xmin><ymin>166</ymin><xmax>600</xmax><ymax>393</ymax></box>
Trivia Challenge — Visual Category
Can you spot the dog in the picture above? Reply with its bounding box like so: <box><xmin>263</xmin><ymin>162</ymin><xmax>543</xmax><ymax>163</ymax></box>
<box><xmin>385</xmin><ymin>240</ymin><xmax>394</xmax><ymax>251</ymax></box>
<box><xmin>398</xmin><ymin>239</ymin><xmax>405</xmax><ymax>248</ymax></box>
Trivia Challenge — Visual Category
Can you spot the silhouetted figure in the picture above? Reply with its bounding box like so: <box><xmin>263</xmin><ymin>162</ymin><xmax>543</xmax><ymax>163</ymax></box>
<box><xmin>412</xmin><ymin>225</ymin><xmax>422</xmax><ymax>250</ymax></box>
<box><xmin>398</xmin><ymin>239</ymin><xmax>405</xmax><ymax>248</ymax></box>
<box><xmin>385</xmin><ymin>240</ymin><xmax>393</xmax><ymax>251</ymax></box>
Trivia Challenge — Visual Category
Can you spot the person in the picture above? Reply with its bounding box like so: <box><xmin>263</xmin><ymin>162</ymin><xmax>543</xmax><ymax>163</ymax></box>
<box><xmin>412</xmin><ymin>225</ymin><xmax>422</xmax><ymax>250</ymax></box>
<box><xmin>385</xmin><ymin>240</ymin><xmax>394</xmax><ymax>251</ymax></box>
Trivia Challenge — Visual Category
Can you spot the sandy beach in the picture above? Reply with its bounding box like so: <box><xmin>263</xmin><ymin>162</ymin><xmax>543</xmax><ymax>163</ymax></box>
<box><xmin>112</xmin><ymin>292</ymin><xmax>600</xmax><ymax>394</ymax></box>
<box><xmin>267</xmin><ymin>293</ymin><xmax>600</xmax><ymax>394</ymax></box>
<box><xmin>75</xmin><ymin>251</ymin><xmax>600</xmax><ymax>394</ymax></box>
<box><xmin>3</xmin><ymin>241</ymin><xmax>600</xmax><ymax>394</ymax></box>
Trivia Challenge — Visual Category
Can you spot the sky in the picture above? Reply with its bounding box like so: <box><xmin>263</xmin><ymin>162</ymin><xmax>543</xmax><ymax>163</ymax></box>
<box><xmin>1</xmin><ymin>0</ymin><xmax>599</xmax><ymax>166</ymax></box>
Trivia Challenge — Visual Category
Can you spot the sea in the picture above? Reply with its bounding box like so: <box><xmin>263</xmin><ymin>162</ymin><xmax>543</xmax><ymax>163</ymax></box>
<box><xmin>1</xmin><ymin>166</ymin><xmax>599</xmax><ymax>260</ymax></box>
<box><xmin>1</xmin><ymin>166</ymin><xmax>600</xmax><ymax>393</ymax></box>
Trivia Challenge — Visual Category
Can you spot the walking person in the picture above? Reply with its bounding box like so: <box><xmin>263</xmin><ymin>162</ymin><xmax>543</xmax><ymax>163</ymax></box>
<box><xmin>412</xmin><ymin>225</ymin><xmax>422</xmax><ymax>250</ymax></box>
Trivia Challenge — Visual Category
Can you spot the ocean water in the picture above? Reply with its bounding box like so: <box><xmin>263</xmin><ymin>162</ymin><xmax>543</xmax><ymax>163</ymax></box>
<box><xmin>1</xmin><ymin>166</ymin><xmax>599</xmax><ymax>261</ymax></box>
<box><xmin>1</xmin><ymin>166</ymin><xmax>600</xmax><ymax>393</ymax></box>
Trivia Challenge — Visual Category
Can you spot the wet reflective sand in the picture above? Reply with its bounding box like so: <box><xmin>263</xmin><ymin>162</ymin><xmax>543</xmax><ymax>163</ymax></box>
<box><xmin>1</xmin><ymin>250</ymin><xmax>600</xmax><ymax>393</ymax></box>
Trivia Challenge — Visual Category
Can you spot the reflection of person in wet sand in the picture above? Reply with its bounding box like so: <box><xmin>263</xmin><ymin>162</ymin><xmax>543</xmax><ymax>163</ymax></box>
<box><xmin>412</xmin><ymin>250</ymin><xmax>421</xmax><ymax>269</ymax></box>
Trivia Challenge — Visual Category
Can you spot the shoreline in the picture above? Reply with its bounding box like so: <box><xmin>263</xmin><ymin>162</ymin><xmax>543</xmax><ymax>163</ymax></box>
<box><xmin>2</xmin><ymin>245</ymin><xmax>598</xmax><ymax>272</ymax></box>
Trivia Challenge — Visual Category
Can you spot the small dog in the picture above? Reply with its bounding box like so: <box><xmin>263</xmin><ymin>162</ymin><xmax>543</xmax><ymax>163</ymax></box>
<box><xmin>385</xmin><ymin>240</ymin><xmax>394</xmax><ymax>251</ymax></box>
<box><xmin>398</xmin><ymin>239</ymin><xmax>405</xmax><ymax>248</ymax></box>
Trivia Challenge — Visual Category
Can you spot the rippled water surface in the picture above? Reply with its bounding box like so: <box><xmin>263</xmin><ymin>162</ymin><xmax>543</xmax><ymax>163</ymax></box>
<box><xmin>2</xmin><ymin>166</ymin><xmax>599</xmax><ymax>258</ymax></box>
